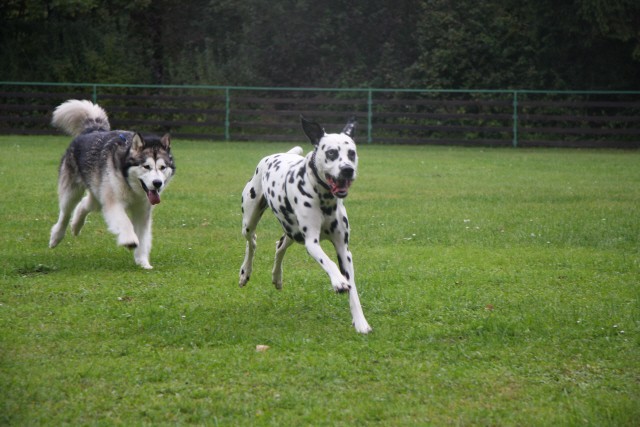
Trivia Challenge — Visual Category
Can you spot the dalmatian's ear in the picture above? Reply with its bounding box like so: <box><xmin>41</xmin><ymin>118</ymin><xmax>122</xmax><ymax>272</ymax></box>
<box><xmin>341</xmin><ymin>116</ymin><xmax>357</xmax><ymax>139</ymax></box>
<box><xmin>300</xmin><ymin>114</ymin><xmax>325</xmax><ymax>146</ymax></box>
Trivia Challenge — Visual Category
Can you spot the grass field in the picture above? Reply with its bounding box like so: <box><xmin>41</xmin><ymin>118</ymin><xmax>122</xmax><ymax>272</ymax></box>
<box><xmin>1</xmin><ymin>135</ymin><xmax>639</xmax><ymax>426</ymax></box>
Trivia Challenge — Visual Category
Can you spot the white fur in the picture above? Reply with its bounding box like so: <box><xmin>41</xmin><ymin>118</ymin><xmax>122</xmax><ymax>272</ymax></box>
<box><xmin>239</xmin><ymin>117</ymin><xmax>371</xmax><ymax>334</ymax></box>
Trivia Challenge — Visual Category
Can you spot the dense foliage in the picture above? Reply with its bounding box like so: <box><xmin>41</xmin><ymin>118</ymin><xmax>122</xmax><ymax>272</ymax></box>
<box><xmin>1</xmin><ymin>0</ymin><xmax>638</xmax><ymax>89</ymax></box>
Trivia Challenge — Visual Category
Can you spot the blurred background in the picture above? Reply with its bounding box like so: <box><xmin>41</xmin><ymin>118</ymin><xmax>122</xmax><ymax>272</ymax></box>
<box><xmin>1</xmin><ymin>0</ymin><xmax>638</xmax><ymax>90</ymax></box>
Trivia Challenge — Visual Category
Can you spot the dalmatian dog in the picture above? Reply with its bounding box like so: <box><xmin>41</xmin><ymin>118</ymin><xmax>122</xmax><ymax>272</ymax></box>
<box><xmin>239</xmin><ymin>115</ymin><xmax>372</xmax><ymax>334</ymax></box>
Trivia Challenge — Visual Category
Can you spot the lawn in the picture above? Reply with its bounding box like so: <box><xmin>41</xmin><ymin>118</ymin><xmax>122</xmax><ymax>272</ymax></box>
<box><xmin>1</xmin><ymin>135</ymin><xmax>638</xmax><ymax>426</ymax></box>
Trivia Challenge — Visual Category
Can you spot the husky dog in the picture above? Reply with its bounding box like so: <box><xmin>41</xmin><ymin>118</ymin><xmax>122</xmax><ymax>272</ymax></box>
<box><xmin>49</xmin><ymin>99</ymin><xmax>175</xmax><ymax>269</ymax></box>
<box><xmin>239</xmin><ymin>115</ymin><xmax>372</xmax><ymax>333</ymax></box>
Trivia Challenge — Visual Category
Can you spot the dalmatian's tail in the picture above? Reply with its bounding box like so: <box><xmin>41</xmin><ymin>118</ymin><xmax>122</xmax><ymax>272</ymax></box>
<box><xmin>287</xmin><ymin>146</ymin><xmax>303</xmax><ymax>155</ymax></box>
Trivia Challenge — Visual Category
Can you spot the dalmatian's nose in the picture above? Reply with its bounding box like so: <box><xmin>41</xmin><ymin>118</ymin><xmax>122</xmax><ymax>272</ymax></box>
<box><xmin>340</xmin><ymin>166</ymin><xmax>355</xmax><ymax>179</ymax></box>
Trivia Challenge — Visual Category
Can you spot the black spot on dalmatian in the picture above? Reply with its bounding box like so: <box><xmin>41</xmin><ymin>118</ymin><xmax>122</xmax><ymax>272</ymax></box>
<box><xmin>284</xmin><ymin>198</ymin><xmax>294</xmax><ymax>213</ymax></box>
<box><xmin>298</xmin><ymin>181</ymin><xmax>313</xmax><ymax>199</ymax></box>
<box><xmin>325</xmin><ymin>149</ymin><xmax>339</xmax><ymax>162</ymax></box>
<box><xmin>344</xmin><ymin>232</ymin><xmax>349</xmax><ymax>244</ymax></box>
<box><xmin>330</xmin><ymin>219</ymin><xmax>339</xmax><ymax>233</ymax></box>
<box><xmin>342</xmin><ymin>217</ymin><xmax>349</xmax><ymax>228</ymax></box>
<box><xmin>293</xmin><ymin>232</ymin><xmax>304</xmax><ymax>243</ymax></box>
<box><xmin>250</xmin><ymin>187</ymin><xmax>256</xmax><ymax>199</ymax></box>
<box><xmin>304</xmin><ymin>201</ymin><xmax>312</xmax><ymax>208</ymax></box>
<box><xmin>259</xmin><ymin>196</ymin><xmax>268</xmax><ymax>211</ymax></box>
<box><xmin>321</xmin><ymin>206</ymin><xmax>333</xmax><ymax>216</ymax></box>
<box><xmin>297</xmin><ymin>165</ymin><xmax>306</xmax><ymax>178</ymax></box>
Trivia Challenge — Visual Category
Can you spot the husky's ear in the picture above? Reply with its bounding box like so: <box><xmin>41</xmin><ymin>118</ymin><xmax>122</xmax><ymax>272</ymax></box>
<box><xmin>300</xmin><ymin>114</ymin><xmax>325</xmax><ymax>146</ymax></box>
<box><xmin>131</xmin><ymin>133</ymin><xmax>144</xmax><ymax>151</ymax></box>
<box><xmin>161</xmin><ymin>133</ymin><xmax>171</xmax><ymax>149</ymax></box>
<box><xmin>342</xmin><ymin>116</ymin><xmax>357</xmax><ymax>139</ymax></box>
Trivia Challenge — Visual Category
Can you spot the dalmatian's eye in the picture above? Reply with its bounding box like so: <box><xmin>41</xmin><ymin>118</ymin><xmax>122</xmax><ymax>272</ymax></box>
<box><xmin>326</xmin><ymin>149</ymin><xmax>339</xmax><ymax>161</ymax></box>
<box><xmin>347</xmin><ymin>150</ymin><xmax>356</xmax><ymax>162</ymax></box>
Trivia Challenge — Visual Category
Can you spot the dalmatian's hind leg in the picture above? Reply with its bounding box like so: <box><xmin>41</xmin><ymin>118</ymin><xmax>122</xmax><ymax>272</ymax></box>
<box><xmin>239</xmin><ymin>177</ymin><xmax>267</xmax><ymax>287</ymax></box>
<box><xmin>272</xmin><ymin>234</ymin><xmax>294</xmax><ymax>289</ymax></box>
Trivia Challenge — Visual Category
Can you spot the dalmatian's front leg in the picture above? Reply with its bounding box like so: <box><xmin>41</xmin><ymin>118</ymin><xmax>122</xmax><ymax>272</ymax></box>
<box><xmin>332</xmin><ymin>228</ymin><xmax>372</xmax><ymax>334</ymax></box>
<box><xmin>304</xmin><ymin>238</ymin><xmax>351</xmax><ymax>293</ymax></box>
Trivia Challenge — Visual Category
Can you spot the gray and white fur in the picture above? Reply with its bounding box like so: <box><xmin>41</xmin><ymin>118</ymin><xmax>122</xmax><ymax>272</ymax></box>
<box><xmin>49</xmin><ymin>99</ymin><xmax>175</xmax><ymax>269</ymax></box>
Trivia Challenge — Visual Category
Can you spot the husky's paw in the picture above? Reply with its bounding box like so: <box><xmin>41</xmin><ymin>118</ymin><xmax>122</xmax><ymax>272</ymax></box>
<box><xmin>271</xmin><ymin>274</ymin><xmax>283</xmax><ymax>290</ymax></box>
<box><xmin>49</xmin><ymin>225</ymin><xmax>65</xmax><ymax>248</ymax></box>
<box><xmin>118</xmin><ymin>233</ymin><xmax>139</xmax><ymax>249</ymax></box>
<box><xmin>136</xmin><ymin>260</ymin><xmax>153</xmax><ymax>270</ymax></box>
<box><xmin>70</xmin><ymin>218</ymin><xmax>86</xmax><ymax>236</ymax></box>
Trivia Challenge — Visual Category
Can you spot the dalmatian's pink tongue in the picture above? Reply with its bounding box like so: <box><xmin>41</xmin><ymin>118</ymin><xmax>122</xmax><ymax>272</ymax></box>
<box><xmin>147</xmin><ymin>190</ymin><xmax>161</xmax><ymax>205</ymax></box>
<box><xmin>327</xmin><ymin>177</ymin><xmax>352</xmax><ymax>197</ymax></box>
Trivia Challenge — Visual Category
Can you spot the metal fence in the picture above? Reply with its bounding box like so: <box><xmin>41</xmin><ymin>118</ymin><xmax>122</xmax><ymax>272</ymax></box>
<box><xmin>1</xmin><ymin>82</ymin><xmax>639</xmax><ymax>148</ymax></box>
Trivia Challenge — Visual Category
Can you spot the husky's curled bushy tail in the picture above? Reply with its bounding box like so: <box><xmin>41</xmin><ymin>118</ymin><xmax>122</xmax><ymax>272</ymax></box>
<box><xmin>50</xmin><ymin>99</ymin><xmax>176</xmax><ymax>269</ymax></box>
<box><xmin>52</xmin><ymin>99</ymin><xmax>111</xmax><ymax>136</ymax></box>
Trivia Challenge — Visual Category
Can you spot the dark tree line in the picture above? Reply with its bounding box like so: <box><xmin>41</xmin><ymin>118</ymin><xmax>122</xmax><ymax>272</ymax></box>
<box><xmin>1</xmin><ymin>0</ymin><xmax>638</xmax><ymax>90</ymax></box>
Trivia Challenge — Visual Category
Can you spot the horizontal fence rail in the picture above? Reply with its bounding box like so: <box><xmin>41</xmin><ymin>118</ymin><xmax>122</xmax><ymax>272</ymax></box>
<box><xmin>0</xmin><ymin>82</ymin><xmax>639</xmax><ymax>148</ymax></box>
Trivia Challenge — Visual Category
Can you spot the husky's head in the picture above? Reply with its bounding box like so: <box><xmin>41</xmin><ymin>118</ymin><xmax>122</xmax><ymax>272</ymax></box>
<box><xmin>301</xmin><ymin>115</ymin><xmax>358</xmax><ymax>198</ymax></box>
<box><xmin>127</xmin><ymin>133</ymin><xmax>175</xmax><ymax>205</ymax></box>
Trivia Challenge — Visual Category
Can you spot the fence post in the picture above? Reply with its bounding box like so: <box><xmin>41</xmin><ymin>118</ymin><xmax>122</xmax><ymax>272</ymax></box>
<box><xmin>367</xmin><ymin>89</ymin><xmax>373</xmax><ymax>144</ymax></box>
<box><xmin>92</xmin><ymin>85</ymin><xmax>97</xmax><ymax>104</ymax></box>
<box><xmin>224</xmin><ymin>87</ymin><xmax>230</xmax><ymax>141</ymax></box>
<box><xmin>512</xmin><ymin>90</ymin><xmax>519</xmax><ymax>147</ymax></box>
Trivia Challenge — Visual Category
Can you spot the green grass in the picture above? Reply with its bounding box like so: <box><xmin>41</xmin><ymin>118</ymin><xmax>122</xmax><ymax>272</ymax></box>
<box><xmin>1</xmin><ymin>135</ymin><xmax>639</xmax><ymax>426</ymax></box>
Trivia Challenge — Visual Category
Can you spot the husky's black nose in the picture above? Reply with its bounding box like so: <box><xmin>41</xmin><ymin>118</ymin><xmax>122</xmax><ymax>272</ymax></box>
<box><xmin>152</xmin><ymin>179</ymin><xmax>163</xmax><ymax>189</ymax></box>
<box><xmin>340</xmin><ymin>167</ymin><xmax>355</xmax><ymax>179</ymax></box>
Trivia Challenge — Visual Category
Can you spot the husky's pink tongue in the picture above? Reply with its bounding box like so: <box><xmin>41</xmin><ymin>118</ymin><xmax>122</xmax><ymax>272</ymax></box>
<box><xmin>147</xmin><ymin>190</ymin><xmax>161</xmax><ymax>205</ymax></box>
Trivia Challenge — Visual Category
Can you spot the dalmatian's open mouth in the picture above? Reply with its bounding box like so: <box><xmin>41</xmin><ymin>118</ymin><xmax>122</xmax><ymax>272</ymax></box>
<box><xmin>325</xmin><ymin>174</ymin><xmax>353</xmax><ymax>198</ymax></box>
<box><xmin>140</xmin><ymin>179</ymin><xmax>161</xmax><ymax>205</ymax></box>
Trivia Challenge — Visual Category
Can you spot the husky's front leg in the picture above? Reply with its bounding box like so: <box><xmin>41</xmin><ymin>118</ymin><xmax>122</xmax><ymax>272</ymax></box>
<box><xmin>132</xmin><ymin>207</ymin><xmax>153</xmax><ymax>269</ymax></box>
<box><xmin>102</xmin><ymin>203</ymin><xmax>139</xmax><ymax>249</ymax></box>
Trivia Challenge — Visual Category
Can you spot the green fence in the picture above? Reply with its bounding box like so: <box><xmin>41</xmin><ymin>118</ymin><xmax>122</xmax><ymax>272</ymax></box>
<box><xmin>1</xmin><ymin>82</ymin><xmax>639</xmax><ymax>148</ymax></box>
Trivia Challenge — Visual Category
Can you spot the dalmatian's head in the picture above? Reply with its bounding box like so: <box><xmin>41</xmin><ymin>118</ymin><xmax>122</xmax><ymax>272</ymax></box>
<box><xmin>301</xmin><ymin>115</ymin><xmax>358</xmax><ymax>199</ymax></box>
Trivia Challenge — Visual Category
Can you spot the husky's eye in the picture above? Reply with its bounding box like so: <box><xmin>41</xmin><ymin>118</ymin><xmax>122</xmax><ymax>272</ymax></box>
<box><xmin>159</xmin><ymin>165</ymin><xmax>166</xmax><ymax>171</ymax></box>
<box><xmin>143</xmin><ymin>165</ymin><xmax>152</xmax><ymax>170</ymax></box>
<box><xmin>326</xmin><ymin>149</ymin><xmax>339</xmax><ymax>161</ymax></box>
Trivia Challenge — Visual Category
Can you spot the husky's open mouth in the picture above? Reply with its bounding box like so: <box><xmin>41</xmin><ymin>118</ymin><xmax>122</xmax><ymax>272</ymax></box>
<box><xmin>140</xmin><ymin>180</ymin><xmax>161</xmax><ymax>205</ymax></box>
<box><xmin>325</xmin><ymin>174</ymin><xmax>353</xmax><ymax>198</ymax></box>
